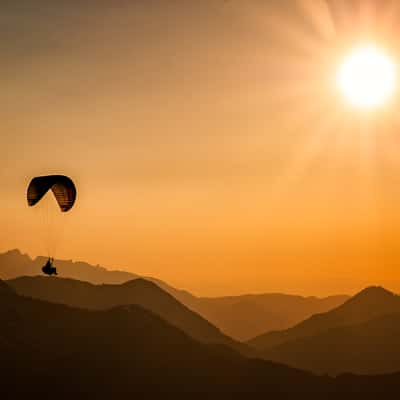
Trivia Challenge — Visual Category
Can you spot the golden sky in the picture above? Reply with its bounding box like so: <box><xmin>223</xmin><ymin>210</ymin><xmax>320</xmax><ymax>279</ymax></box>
<box><xmin>3</xmin><ymin>0</ymin><xmax>400</xmax><ymax>296</ymax></box>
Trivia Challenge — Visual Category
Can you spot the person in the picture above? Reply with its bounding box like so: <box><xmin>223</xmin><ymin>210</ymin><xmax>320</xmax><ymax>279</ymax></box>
<box><xmin>42</xmin><ymin>257</ymin><xmax>58</xmax><ymax>276</ymax></box>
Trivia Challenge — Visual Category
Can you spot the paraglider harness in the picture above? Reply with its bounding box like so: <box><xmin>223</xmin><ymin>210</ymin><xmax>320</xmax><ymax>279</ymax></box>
<box><xmin>42</xmin><ymin>257</ymin><xmax>58</xmax><ymax>276</ymax></box>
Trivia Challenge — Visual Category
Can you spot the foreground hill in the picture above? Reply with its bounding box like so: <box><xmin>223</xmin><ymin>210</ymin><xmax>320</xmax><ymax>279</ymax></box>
<box><xmin>1</xmin><ymin>279</ymin><xmax>400</xmax><ymax>398</ymax></box>
<box><xmin>249</xmin><ymin>286</ymin><xmax>400</xmax><ymax>350</ymax></box>
<box><xmin>0</xmin><ymin>249</ymin><xmax>348</xmax><ymax>340</ymax></box>
<box><xmin>7</xmin><ymin>276</ymin><xmax>250</xmax><ymax>355</ymax></box>
<box><xmin>0</xmin><ymin>279</ymin><xmax>321</xmax><ymax>398</ymax></box>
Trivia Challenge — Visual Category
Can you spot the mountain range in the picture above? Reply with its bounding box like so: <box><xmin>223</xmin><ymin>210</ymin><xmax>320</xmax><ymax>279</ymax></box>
<box><xmin>7</xmin><ymin>275</ymin><xmax>251</xmax><ymax>355</ymax></box>
<box><xmin>8</xmin><ymin>272</ymin><xmax>400</xmax><ymax>376</ymax></box>
<box><xmin>2</xmin><ymin>279</ymin><xmax>400</xmax><ymax>398</ymax></box>
<box><xmin>248</xmin><ymin>286</ymin><xmax>400</xmax><ymax>375</ymax></box>
<box><xmin>0</xmin><ymin>279</ymin><xmax>324</xmax><ymax>398</ymax></box>
<box><xmin>0</xmin><ymin>249</ymin><xmax>348</xmax><ymax>340</ymax></box>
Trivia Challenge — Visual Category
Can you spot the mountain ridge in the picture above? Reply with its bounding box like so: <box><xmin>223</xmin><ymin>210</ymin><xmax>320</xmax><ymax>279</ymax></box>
<box><xmin>248</xmin><ymin>285</ymin><xmax>400</xmax><ymax>350</ymax></box>
<box><xmin>263</xmin><ymin>310</ymin><xmax>400</xmax><ymax>375</ymax></box>
<box><xmin>0</xmin><ymin>278</ymin><xmax>327</xmax><ymax>398</ymax></box>
<box><xmin>0</xmin><ymin>248</ymin><xmax>349</xmax><ymax>340</ymax></box>
<box><xmin>7</xmin><ymin>275</ymin><xmax>252</xmax><ymax>356</ymax></box>
<box><xmin>247</xmin><ymin>285</ymin><xmax>400</xmax><ymax>375</ymax></box>
<box><xmin>2</xmin><ymin>278</ymin><xmax>400</xmax><ymax>397</ymax></box>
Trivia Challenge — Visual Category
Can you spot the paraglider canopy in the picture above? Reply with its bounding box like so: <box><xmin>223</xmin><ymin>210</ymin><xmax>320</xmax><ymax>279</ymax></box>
<box><xmin>27</xmin><ymin>175</ymin><xmax>76</xmax><ymax>212</ymax></box>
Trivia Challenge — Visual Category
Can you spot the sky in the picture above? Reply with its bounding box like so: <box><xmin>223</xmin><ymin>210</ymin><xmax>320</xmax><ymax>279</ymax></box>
<box><xmin>3</xmin><ymin>0</ymin><xmax>400</xmax><ymax>296</ymax></box>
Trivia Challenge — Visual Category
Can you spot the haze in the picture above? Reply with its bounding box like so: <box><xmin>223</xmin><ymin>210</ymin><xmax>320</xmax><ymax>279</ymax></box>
<box><xmin>2</xmin><ymin>0</ymin><xmax>400</xmax><ymax>296</ymax></box>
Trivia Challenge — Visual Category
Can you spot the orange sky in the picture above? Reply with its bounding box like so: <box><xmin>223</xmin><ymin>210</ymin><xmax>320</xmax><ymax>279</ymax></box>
<box><xmin>3</xmin><ymin>0</ymin><xmax>400</xmax><ymax>296</ymax></box>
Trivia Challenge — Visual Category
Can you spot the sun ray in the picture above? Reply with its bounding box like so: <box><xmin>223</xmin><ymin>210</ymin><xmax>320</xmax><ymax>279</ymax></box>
<box><xmin>223</xmin><ymin>0</ymin><xmax>399</xmax><ymax>224</ymax></box>
<box><xmin>266</xmin><ymin>94</ymin><xmax>343</xmax><ymax>197</ymax></box>
<box><xmin>295</xmin><ymin>0</ymin><xmax>336</xmax><ymax>40</ymax></box>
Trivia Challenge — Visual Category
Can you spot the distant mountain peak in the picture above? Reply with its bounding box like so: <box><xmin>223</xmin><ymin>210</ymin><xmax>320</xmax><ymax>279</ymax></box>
<box><xmin>3</xmin><ymin>248</ymin><xmax>25</xmax><ymax>257</ymax></box>
<box><xmin>351</xmin><ymin>286</ymin><xmax>395</xmax><ymax>301</ymax></box>
<box><xmin>121</xmin><ymin>278</ymin><xmax>160</xmax><ymax>289</ymax></box>
<box><xmin>4</xmin><ymin>248</ymin><xmax>22</xmax><ymax>255</ymax></box>
<box><xmin>333</xmin><ymin>286</ymin><xmax>399</xmax><ymax>315</ymax></box>
<box><xmin>2</xmin><ymin>248</ymin><xmax>32</xmax><ymax>261</ymax></box>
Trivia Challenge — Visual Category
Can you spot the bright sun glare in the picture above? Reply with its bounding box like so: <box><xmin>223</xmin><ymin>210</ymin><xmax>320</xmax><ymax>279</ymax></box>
<box><xmin>337</xmin><ymin>44</ymin><xmax>397</xmax><ymax>109</ymax></box>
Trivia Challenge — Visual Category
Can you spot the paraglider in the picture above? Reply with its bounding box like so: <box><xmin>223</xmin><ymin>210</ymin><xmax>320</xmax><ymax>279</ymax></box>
<box><xmin>27</xmin><ymin>175</ymin><xmax>77</xmax><ymax>276</ymax></box>
<box><xmin>42</xmin><ymin>257</ymin><xmax>57</xmax><ymax>275</ymax></box>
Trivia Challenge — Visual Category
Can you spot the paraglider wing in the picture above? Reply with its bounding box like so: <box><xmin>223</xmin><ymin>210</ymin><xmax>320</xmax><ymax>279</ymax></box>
<box><xmin>27</xmin><ymin>175</ymin><xmax>76</xmax><ymax>212</ymax></box>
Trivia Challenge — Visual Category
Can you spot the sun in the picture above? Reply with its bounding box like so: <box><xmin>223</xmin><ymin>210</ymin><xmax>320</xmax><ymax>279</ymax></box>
<box><xmin>337</xmin><ymin>44</ymin><xmax>397</xmax><ymax>109</ymax></box>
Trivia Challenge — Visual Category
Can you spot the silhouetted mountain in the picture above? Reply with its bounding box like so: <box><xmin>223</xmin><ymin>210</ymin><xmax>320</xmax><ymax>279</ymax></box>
<box><xmin>0</xmin><ymin>249</ymin><xmax>349</xmax><ymax>340</ymax></box>
<box><xmin>246</xmin><ymin>286</ymin><xmax>400</xmax><ymax>375</ymax></box>
<box><xmin>249</xmin><ymin>286</ymin><xmax>400</xmax><ymax>350</ymax></box>
<box><xmin>0</xmin><ymin>249</ymin><xmax>137</xmax><ymax>283</ymax></box>
<box><xmin>0</xmin><ymin>279</ymin><xmax>322</xmax><ymax>398</ymax></box>
<box><xmin>184</xmin><ymin>293</ymin><xmax>348</xmax><ymax>340</ymax></box>
<box><xmin>7</xmin><ymin>275</ymin><xmax>251</xmax><ymax>355</ymax></box>
<box><xmin>263</xmin><ymin>311</ymin><xmax>400</xmax><ymax>375</ymax></box>
<box><xmin>2</xmin><ymin>279</ymin><xmax>400</xmax><ymax>398</ymax></box>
